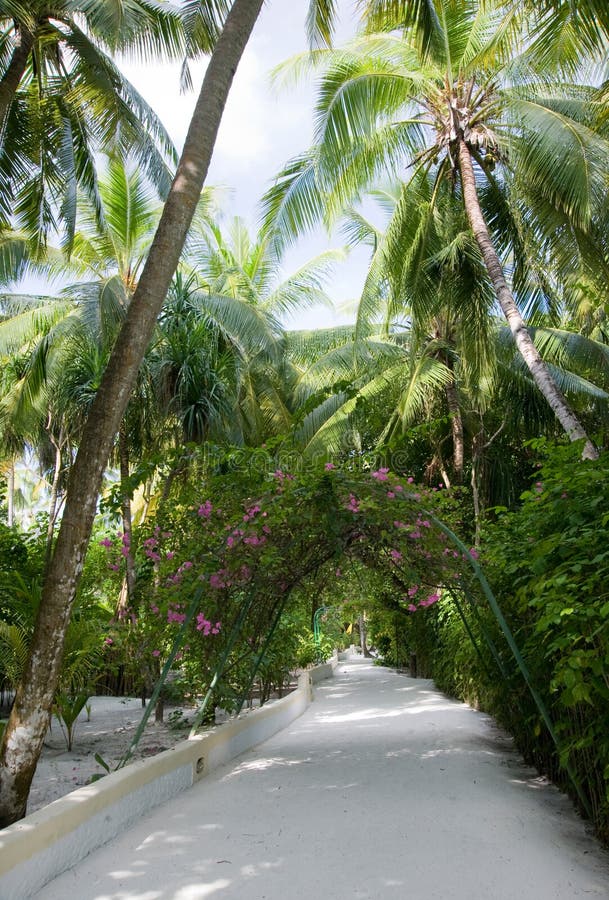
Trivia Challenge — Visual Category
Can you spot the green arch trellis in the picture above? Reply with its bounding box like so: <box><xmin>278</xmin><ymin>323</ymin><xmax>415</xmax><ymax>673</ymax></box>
<box><xmin>116</xmin><ymin>473</ymin><xmax>590</xmax><ymax>817</ymax></box>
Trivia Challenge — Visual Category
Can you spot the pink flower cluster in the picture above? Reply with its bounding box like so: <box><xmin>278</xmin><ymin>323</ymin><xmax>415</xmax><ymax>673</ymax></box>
<box><xmin>198</xmin><ymin>500</ymin><xmax>213</xmax><ymax>518</ymax></box>
<box><xmin>243</xmin><ymin>534</ymin><xmax>266</xmax><ymax>547</ymax></box>
<box><xmin>143</xmin><ymin>535</ymin><xmax>161</xmax><ymax>563</ymax></box>
<box><xmin>167</xmin><ymin>603</ymin><xmax>186</xmax><ymax>625</ymax></box>
<box><xmin>407</xmin><ymin>591</ymin><xmax>440</xmax><ymax>612</ymax></box>
<box><xmin>371</xmin><ymin>468</ymin><xmax>390</xmax><ymax>482</ymax></box>
<box><xmin>346</xmin><ymin>493</ymin><xmax>360</xmax><ymax>513</ymax></box>
<box><xmin>196</xmin><ymin>614</ymin><xmax>221</xmax><ymax>635</ymax></box>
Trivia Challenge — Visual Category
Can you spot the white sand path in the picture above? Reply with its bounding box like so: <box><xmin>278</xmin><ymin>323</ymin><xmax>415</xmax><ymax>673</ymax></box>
<box><xmin>34</xmin><ymin>657</ymin><xmax>609</xmax><ymax>899</ymax></box>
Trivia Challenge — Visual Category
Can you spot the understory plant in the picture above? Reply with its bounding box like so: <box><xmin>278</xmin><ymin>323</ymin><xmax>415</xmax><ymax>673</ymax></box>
<box><xmin>402</xmin><ymin>440</ymin><xmax>609</xmax><ymax>843</ymax></box>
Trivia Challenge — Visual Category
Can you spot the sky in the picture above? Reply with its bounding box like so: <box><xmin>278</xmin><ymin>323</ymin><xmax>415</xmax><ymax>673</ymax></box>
<box><xmin>118</xmin><ymin>0</ymin><xmax>372</xmax><ymax>331</ymax></box>
<box><xmin>16</xmin><ymin>0</ymin><xmax>375</xmax><ymax>332</ymax></box>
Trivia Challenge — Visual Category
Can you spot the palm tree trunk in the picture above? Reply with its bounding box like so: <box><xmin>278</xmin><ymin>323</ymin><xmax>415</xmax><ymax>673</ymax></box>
<box><xmin>117</xmin><ymin>423</ymin><xmax>136</xmax><ymax>612</ymax></box>
<box><xmin>45</xmin><ymin>431</ymin><xmax>64</xmax><ymax>569</ymax></box>
<box><xmin>444</xmin><ymin>374</ymin><xmax>464</xmax><ymax>482</ymax></box>
<box><xmin>0</xmin><ymin>0</ymin><xmax>264</xmax><ymax>827</ymax></box>
<box><xmin>457</xmin><ymin>138</ymin><xmax>598</xmax><ymax>460</ymax></box>
<box><xmin>6</xmin><ymin>461</ymin><xmax>15</xmax><ymax>528</ymax></box>
<box><xmin>0</xmin><ymin>25</ymin><xmax>34</xmax><ymax>125</ymax></box>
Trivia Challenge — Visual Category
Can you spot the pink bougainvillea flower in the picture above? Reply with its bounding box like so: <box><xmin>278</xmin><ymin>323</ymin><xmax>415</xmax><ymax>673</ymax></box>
<box><xmin>239</xmin><ymin>565</ymin><xmax>252</xmax><ymax>582</ymax></box>
<box><xmin>99</xmin><ymin>538</ymin><xmax>113</xmax><ymax>548</ymax></box>
<box><xmin>371</xmin><ymin>468</ymin><xmax>390</xmax><ymax>481</ymax></box>
<box><xmin>468</xmin><ymin>547</ymin><xmax>479</xmax><ymax>560</ymax></box>
<box><xmin>407</xmin><ymin>604</ymin><xmax>417</xmax><ymax>613</ymax></box>
<box><xmin>198</xmin><ymin>500</ymin><xmax>213</xmax><ymax>518</ymax></box>
<box><xmin>390</xmin><ymin>549</ymin><xmax>402</xmax><ymax>562</ymax></box>
<box><xmin>407</xmin><ymin>476</ymin><xmax>414</xmax><ymax>483</ymax></box>
<box><xmin>387</xmin><ymin>491</ymin><xmax>395</xmax><ymax>499</ymax></box>
<box><xmin>104</xmin><ymin>637</ymin><xmax>113</xmax><ymax>646</ymax></box>
<box><xmin>324</xmin><ymin>462</ymin><xmax>336</xmax><ymax>470</ymax></box>
<box><xmin>152</xmin><ymin>649</ymin><xmax>161</xmax><ymax>658</ymax></box>
<box><xmin>108</xmin><ymin>563</ymin><xmax>120</xmax><ymax>572</ymax></box>
<box><xmin>346</xmin><ymin>493</ymin><xmax>360</xmax><ymax>513</ymax></box>
<box><xmin>407</xmin><ymin>585</ymin><xmax>419</xmax><ymax>597</ymax></box>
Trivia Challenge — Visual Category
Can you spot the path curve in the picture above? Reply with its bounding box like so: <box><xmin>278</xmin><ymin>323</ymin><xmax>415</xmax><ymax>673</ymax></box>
<box><xmin>35</xmin><ymin>657</ymin><xmax>609</xmax><ymax>899</ymax></box>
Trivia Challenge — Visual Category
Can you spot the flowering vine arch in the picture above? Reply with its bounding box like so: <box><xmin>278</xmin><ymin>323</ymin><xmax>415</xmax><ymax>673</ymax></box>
<box><xmin>109</xmin><ymin>461</ymin><xmax>588</xmax><ymax>813</ymax></box>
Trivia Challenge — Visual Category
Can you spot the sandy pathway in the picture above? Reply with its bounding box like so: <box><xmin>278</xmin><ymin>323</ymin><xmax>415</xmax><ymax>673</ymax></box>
<box><xmin>35</xmin><ymin>657</ymin><xmax>609</xmax><ymax>899</ymax></box>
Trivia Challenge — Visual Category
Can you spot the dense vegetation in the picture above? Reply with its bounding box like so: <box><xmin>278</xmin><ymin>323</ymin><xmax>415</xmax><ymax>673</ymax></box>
<box><xmin>0</xmin><ymin>0</ymin><xmax>609</xmax><ymax>840</ymax></box>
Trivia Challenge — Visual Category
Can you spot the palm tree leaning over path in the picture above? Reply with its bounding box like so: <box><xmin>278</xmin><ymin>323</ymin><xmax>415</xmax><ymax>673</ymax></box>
<box><xmin>265</xmin><ymin>0</ymin><xmax>607</xmax><ymax>459</ymax></box>
<box><xmin>0</xmin><ymin>0</ymin><xmax>339</xmax><ymax>826</ymax></box>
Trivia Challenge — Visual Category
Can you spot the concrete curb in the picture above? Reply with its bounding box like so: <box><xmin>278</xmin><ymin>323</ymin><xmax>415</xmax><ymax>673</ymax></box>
<box><xmin>0</xmin><ymin>661</ymin><xmax>337</xmax><ymax>898</ymax></box>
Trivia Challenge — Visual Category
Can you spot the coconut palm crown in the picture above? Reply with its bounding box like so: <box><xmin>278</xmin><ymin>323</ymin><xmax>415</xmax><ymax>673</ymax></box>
<box><xmin>264</xmin><ymin>0</ymin><xmax>609</xmax><ymax>457</ymax></box>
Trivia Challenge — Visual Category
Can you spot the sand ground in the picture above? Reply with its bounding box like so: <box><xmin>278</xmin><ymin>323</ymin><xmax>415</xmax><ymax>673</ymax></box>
<box><xmin>33</xmin><ymin>656</ymin><xmax>609</xmax><ymax>899</ymax></box>
<box><xmin>27</xmin><ymin>696</ymin><xmax>199</xmax><ymax>815</ymax></box>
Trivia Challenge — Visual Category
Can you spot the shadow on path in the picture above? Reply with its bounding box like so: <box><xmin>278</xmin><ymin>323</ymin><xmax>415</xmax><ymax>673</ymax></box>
<box><xmin>35</xmin><ymin>657</ymin><xmax>609</xmax><ymax>900</ymax></box>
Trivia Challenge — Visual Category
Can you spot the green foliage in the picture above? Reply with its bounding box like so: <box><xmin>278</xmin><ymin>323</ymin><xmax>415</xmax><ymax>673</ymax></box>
<box><xmin>403</xmin><ymin>441</ymin><xmax>609</xmax><ymax>842</ymax></box>
<box><xmin>53</xmin><ymin>693</ymin><xmax>90</xmax><ymax>752</ymax></box>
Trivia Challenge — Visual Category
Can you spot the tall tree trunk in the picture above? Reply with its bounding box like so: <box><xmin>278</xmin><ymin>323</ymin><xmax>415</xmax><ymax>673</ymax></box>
<box><xmin>117</xmin><ymin>423</ymin><xmax>137</xmax><ymax>613</ymax></box>
<box><xmin>444</xmin><ymin>375</ymin><xmax>464</xmax><ymax>482</ymax></box>
<box><xmin>6</xmin><ymin>461</ymin><xmax>15</xmax><ymax>528</ymax></box>
<box><xmin>45</xmin><ymin>431</ymin><xmax>64</xmax><ymax>570</ymax></box>
<box><xmin>0</xmin><ymin>0</ymin><xmax>264</xmax><ymax>827</ymax></box>
<box><xmin>0</xmin><ymin>25</ymin><xmax>34</xmax><ymax>125</ymax></box>
<box><xmin>457</xmin><ymin>138</ymin><xmax>598</xmax><ymax>461</ymax></box>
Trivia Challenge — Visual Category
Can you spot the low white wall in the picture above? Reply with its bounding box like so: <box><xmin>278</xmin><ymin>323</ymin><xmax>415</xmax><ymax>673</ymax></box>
<box><xmin>0</xmin><ymin>663</ymin><xmax>333</xmax><ymax>898</ymax></box>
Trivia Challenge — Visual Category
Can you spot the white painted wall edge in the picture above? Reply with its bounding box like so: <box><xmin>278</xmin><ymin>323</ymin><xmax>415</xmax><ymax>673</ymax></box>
<box><xmin>0</xmin><ymin>660</ymin><xmax>337</xmax><ymax>898</ymax></box>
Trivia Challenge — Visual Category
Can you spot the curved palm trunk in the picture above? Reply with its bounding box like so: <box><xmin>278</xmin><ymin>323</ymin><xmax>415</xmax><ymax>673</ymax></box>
<box><xmin>457</xmin><ymin>138</ymin><xmax>598</xmax><ymax>461</ymax></box>
<box><xmin>0</xmin><ymin>26</ymin><xmax>34</xmax><ymax>125</ymax></box>
<box><xmin>0</xmin><ymin>0</ymin><xmax>264</xmax><ymax>827</ymax></box>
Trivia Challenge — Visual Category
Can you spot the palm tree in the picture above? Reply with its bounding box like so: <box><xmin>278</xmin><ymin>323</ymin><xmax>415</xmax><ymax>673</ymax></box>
<box><xmin>285</xmin><ymin>176</ymin><xmax>609</xmax><ymax>499</ymax></box>
<box><xmin>265</xmin><ymin>0</ymin><xmax>609</xmax><ymax>459</ymax></box>
<box><xmin>0</xmin><ymin>0</ymin><xmax>184</xmax><ymax>250</ymax></box>
<box><xmin>0</xmin><ymin>0</ymin><xmax>341</xmax><ymax>825</ymax></box>
<box><xmin>178</xmin><ymin>213</ymin><xmax>343</xmax><ymax>444</ymax></box>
